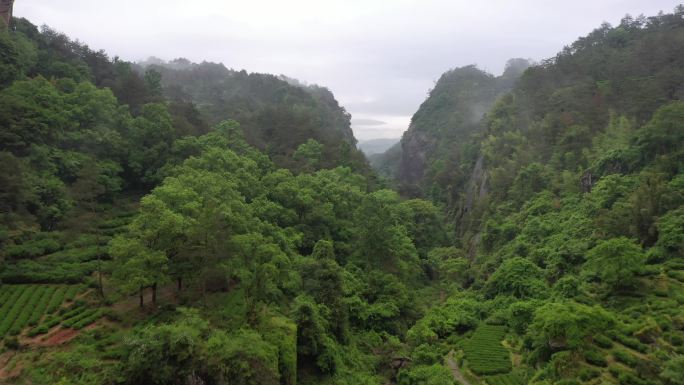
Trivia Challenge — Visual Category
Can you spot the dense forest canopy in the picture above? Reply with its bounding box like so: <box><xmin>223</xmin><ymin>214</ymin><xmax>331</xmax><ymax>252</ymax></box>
<box><xmin>0</xmin><ymin>5</ymin><xmax>683</xmax><ymax>385</ymax></box>
<box><xmin>136</xmin><ymin>58</ymin><xmax>368</xmax><ymax>173</ymax></box>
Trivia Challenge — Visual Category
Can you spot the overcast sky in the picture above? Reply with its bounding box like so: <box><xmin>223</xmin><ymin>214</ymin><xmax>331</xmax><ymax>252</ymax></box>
<box><xmin>14</xmin><ymin>0</ymin><xmax>681</xmax><ymax>141</ymax></box>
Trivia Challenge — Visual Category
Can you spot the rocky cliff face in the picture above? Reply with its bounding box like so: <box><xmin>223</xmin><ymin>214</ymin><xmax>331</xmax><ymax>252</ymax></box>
<box><xmin>399</xmin><ymin>129</ymin><xmax>431</xmax><ymax>190</ymax></box>
<box><xmin>386</xmin><ymin>60</ymin><xmax>530</xmax><ymax>198</ymax></box>
<box><xmin>0</xmin><ymin>0</ymin><xmax>13</xmax><ymax>28</ymax></box>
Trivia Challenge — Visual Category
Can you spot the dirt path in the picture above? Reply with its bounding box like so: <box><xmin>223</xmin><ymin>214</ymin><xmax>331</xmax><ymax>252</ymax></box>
<box><xmin>0</xmin><ymin>351</ymin><xmax>21</xmax><ymax>382</ymax></box>
<box><xmin>446</xmin><ymin>350</ymin><xmax>474</xmax><ymax>385</ymax></box>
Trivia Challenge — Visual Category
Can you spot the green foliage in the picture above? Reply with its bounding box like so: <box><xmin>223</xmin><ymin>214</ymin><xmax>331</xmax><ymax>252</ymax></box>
<box><xmin>578</xmin><ymin>367</ymin><xmax>601</xmax><ymax>381</ymax></box>
<box><xmin>0</xmin><ymin>284</ymin><xmax>91</xmax><ymax>335</ymax></box>
<box><xmin>292</xmin><ymin>295</ymin><xmax>340</xmax><ymax>375</ymax></box>
<box><xmin>507</xmin><ymin>301</ymin><xmax>536</xmax><ymax>334</ymax></box>
<box><xmin>407</xmin><ymin>297</ymin><xmax>480</xmax><ymax>345</ymax></box>
<box><xmin>530</xmin><ymin>301</ymin><xmax>614</xmax><ymax>353</ymax></box>
<box><xmin>397</xmin><ymin>364</ymin><xmax>454</xmax><ymax>385</ymax></box>
<box><xmin>594</xmin><ymin>334</ymin><xmax>614</xmax><ymax>349</ymax></box>
<box><xmin>486</xmin><ymin>257</ymin><xmax>547</xmax><ymax>299</ymax></box>
<box><xmin>312</xmin><ymin>239</ymin><xmax>335</xmax><ymax>260</ymax></box>
<box><xmin>427</xmin><ymin>246</ymin><xmax>470</xmax><ymax>286</ymax></box>
<box><xmin>294</xmin><ymin>138</ymin><xmax>324</xmax><ymax>171</ymax></box>
<box><xmin>634</xmin><ymin>101</ymin><xmax>684</xmax><ymax>164</ymax></box>
<box><xmin>661</xmin><ymin>355</ymin><xmax>684</xmax><ymax>385</ymax></box>
<box><xmin>141</xmin><ymin>60</ymin><xmax>370</xmax><ymax>174</ymax></box>
<box><xmin>653</xmin><ymin>207</ymin><xmax>684</xmax><ymax>259</ymax></box>
<box><xmin>583</xmin><ymin>349</ymin><xmax>608</xmax><ymax>367</ymax></box>
<box><xmin>613</xmin><ymin>349</ymin><xmax>638</xmax><ymax>366</ymax></box>
<box><xmin>486</xmin><ymin>373</ymin><xmax>525</xmax><ymax>385</ymax></box>
<box><xmin>4</xmin><ymin>235</ymin><xmax>62</xmax><ymax>259</ymax></box>
<box><xmin>385</xmin><ymin>60</ymin><xmax>529</xmax><ymax>196</ymax></box>
<box><xmin>584</xmin><ymin>237</ymin><xmax>645</xmax><ymax>293</ymax></box>
<box><xmin>2</xmin><ymin>8</ymin><xmax>684</xmax><ymax>385</ymax></box>
<box><xmin>121</xmin><ymin>309</ymin><xmax>208</xmax><ymax>384</ymax></box>
<box><xmin>205</xmin><ymin>329</ymin><xmax>280</xmax><ymax>385</ymax></box>
<box><xmin>612</xmin><ymin>332</ymin><xmax>649</xmax><ymax>353</ymax></box>
<box><xmin>463</xmin><ymin>324</ymin><xmax>512</xmax><ymax>375</ymax></box>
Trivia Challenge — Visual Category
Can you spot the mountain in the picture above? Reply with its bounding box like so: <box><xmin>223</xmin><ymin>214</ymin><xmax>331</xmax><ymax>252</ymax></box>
<box><xmin>358</xmin><ymin>137</ymin><xmax>400</xmax><ymax>156</ymax></box>
<box><xmin>137</xmin><ymin>59</ymin><xmax>369</xmax><ymax>173</ymax></box>
<box><xmin>0</xmin><ymin>17</ymin><xmax>446</xmax><ymax>385</ymax></box>
<box><xmin>1</xmin><ymin>7</ymin><xmax>684</xmax><ymax>385</ymax></box>
<box><xmin>373</xmin><ymin>8</ymin><xmax>684</xmax><ymax>384</ymax></box>
<box><xmin>373</xmin><ymin>59</ymin><xmax>531</xmax><ymax>198</ymax></box>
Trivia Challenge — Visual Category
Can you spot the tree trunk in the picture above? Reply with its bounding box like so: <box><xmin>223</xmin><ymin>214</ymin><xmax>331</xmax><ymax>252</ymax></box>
<box><xmin>139</xmin><ymin>286</ymin><xmax>144</xmax><ymax>308</ymax></box>
<box><xmin>152</xmin><ymin>282</ymin><xmax>157</xmax><ymax>305</ymax></box>
<box><xmin>177</xmin><ymin>276</ymin><xmax>182</xmax><ymax>291</ymax></box>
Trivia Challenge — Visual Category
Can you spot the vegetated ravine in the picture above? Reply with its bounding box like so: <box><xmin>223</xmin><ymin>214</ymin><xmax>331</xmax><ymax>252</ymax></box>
<box><xmin>0</xmin><ymin>7</ymin><xmax>683</xmax><ymax>385</ymax></box>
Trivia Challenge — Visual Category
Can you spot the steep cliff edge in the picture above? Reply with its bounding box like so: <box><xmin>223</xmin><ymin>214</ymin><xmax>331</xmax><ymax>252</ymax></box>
<box><xmin>377</xmin><ymin>59</ymin><xmax>529</xmax><ymax>198</ymax></box>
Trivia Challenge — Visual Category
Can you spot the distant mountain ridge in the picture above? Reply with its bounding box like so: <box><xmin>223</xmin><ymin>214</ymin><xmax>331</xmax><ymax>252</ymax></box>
<box><xmin>358</xmin><ymin>137</ymin><xmax>400</xmax><ymax>156</ymax></box>
<box><xmin>137</xmin><ymin>58</ymin><xmax>369</xmax><ymax>172</ymax></box>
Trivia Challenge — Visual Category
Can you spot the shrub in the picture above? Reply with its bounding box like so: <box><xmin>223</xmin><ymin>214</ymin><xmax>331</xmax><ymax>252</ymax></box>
<box><xmin>43</xmin><ymin>315</ymin><xmax>61</xmax><ymax>329</ymax></box>
<box><xmin>72</xmin><ymin>309</ymin><xmax>104</xmax><ymax>329</ymax></box>
<box><xmin>609</xmin><ymin>365</ymin><xmax>628</xmax><ymax>379</ymax></box>
<box><xmin>614</xmin><ymin>333</ymin><xmax>648</xmax><ymax>353</ymax></box>
<box><xmin>635</xmin><ymin>264</ymin><xmax>660</xmax><ymax>276</ymax></box>
<box><xmin>613</xmin><ymin>349</ymin><xmax>638</xmax><ymax>366</ymax></box>
<box><xmin>0</xmin><ymin>285</ymin><xmax>37</xmax><ymax>336</ymax></box>
<box><xmin>618</xmin><ymin>372</ymin><xmax>646</xmax><ymax>385</ymax></box>
<box><xmin>668</xmin><ymin>333</ymin><xmax>683</xmax><ymax>346</ymax></box>
<box><xmin>578</xmin><ymin>367</ymin><xmax>601</xmax><ymax>381</ymax></box>
<box><xmin>60</xmin><ymin>304</ymin><xmax>87</xmax><ymax>319</ymax></box>
<box><xmin>584</xmin><ymin>349</ymin><xmax>607</xmax><ymax>367</ymax></box>
<box><xmin>46</xmin><ymin>287</ymin><xmax>67</xmax><ymax>313</ymax></box>
<box><xmin>0</xmin><ymin>285</ymin><xmax>17</xmax><ymax>304</ymax></box>
<box><xmin>41</xmin><ymin>246</ymin><xmax>103</xmax><ymax>263</ymax></box>
<box><xmin>411</xmin><ymin>344</ymin><xmax>444</xmax><ymax>365</ymax></box>
<box><xmin>5</xmin><ymin>237</ymin><xmax>62</xmax><ymax>259</ymax></box>
<box><xmin>14</xmin><ymin>286</ymin><xmax>47</xmax><ymax>330</ymax></box>
<box><xmin>555</xmin><ymin>380</ymin><xmax>580</xmax><ymax>385</ymax></box>
<box><xmin>63</xmin><ymin>308</ymin><xmax>100</xmax><ymax>328</ymax></box>
<box><xmin>594</xmin><ymin>334</ymin><xmax>613</xmax><ymax>348</ymax></box>
<box><xmin>28</xmin><ymin>286</ymin><xmax>56</xmax><ymax>326</ymax></box>
<box><xmin>0</xmin><ymin>260</ymin><xmax>92</xmax><ymax>283</ymax></box>
<box><xmin>64</xmin><ymin>285</ymin><xmax>82</xmax><ymax>301</ymax></box>
<box><xmin>27</xmin><ymin>325</ymin><xmax>48</xmax><ymax>337</ymax></box>
<box><xmin>486</xmin><ymin>373</ymin><xmax>524</xmax><ymax>385</ymax></box>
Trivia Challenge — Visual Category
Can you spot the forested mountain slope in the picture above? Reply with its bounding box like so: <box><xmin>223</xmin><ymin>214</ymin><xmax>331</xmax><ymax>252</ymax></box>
<box><xmin>377</xmin><ymin>7</ymin><xmax>684</xmax><ymax>385</ymax></box>
<box><xmin>374</xmin><ymin>58</ymin><xmax>530</xmax><ymax>197</ymax></box>
<box><xmin>138</xmin><ymin>59</ymin><xmax>368</xmax><ymax>172</ymax></box>
<box><xmin>0</xmin><ymin>7</ymin><xmax>683</xmax><ymax>385</ymax></box>
<box><xmin>0</xmin><ymin>16</ymin><xmax>447</xmax><ymax>385</ymax></box>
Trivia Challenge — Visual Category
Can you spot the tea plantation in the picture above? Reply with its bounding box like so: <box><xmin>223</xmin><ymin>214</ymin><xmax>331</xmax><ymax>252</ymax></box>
<box><xmin>463</xmin><ymin>324</ymin><xmax>512</xmax><ymax>375</ymax></box>
<box><xmin>0</xmin><ymin>284</ymin><xmax>104</xmax><ymax>338</ymax></box>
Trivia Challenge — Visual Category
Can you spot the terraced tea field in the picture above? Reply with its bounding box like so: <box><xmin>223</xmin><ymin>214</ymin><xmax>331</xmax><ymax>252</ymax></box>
<box><xmin>486</xmin><ymin>373</ymin><xmax>525</xmax><ymax>385</ymax></box>
<box><xmin>0</xmin><ymin>284</ymin><xmax>103</xmax><ymax>339</ymax></box>
<box><xmin>463</xmin><ymin>324</ymin><xmax>512</xmax><ymax>375</ymax></box>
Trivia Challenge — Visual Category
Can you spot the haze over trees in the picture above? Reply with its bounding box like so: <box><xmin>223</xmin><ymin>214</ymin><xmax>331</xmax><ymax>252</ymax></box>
<box><xmin>0</xmin><ymin>5</ymin><xmax>683</xmax><ymax>385</ymax></box>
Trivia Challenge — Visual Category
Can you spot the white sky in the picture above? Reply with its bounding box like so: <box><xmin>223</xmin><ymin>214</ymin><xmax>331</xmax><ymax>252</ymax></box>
<box><xmin>14</xmin><ymin>0</ymin><xmax>681</xmax><ymax>141</ymax></box>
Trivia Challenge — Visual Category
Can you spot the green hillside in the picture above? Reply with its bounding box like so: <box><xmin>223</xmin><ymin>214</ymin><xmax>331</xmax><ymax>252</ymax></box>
<box><xmin>0</xmin><ymin>6</ymin><xmax>682</xmax><ymax>385</ymax></box>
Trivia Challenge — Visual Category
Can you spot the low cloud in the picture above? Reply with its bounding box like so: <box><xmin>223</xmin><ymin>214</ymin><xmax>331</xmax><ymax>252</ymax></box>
<box><xmin>351</xmin><ymin>118</ymin><xmax>387</xmax><ymax>126</ymax></box>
